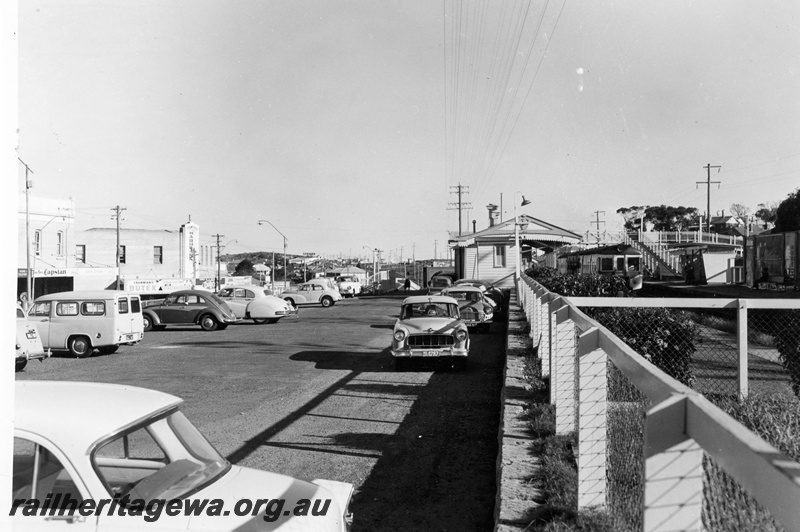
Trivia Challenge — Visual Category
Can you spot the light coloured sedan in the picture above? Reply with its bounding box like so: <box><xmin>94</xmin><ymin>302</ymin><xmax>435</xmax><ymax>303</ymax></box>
<box><xmin>217</xmin><ymin>285</ymin><xmax>298</xmax><ymax>324</ymax></box>
<box><xmin>15</xmin><ymin>304</ymin><xmax>50</xmax><ymax>372</ymax></box>
<box><xmin>441</xmin><ymin>285</ymin><xmax>494</xmax><ymax>333</ymax></box>
<box><xmin>11</xmin><ymin>381</ymin><xmax>354</xmax><ymax>531</ymax></box>
<box><xmin>281</xmin><ymin>282</ymin><xmax>342</xmax><ymax>308</ymax></box>
<box><xmin>391</xmin><ymin>295</ymin><xmax>470</xmax><ymax>371</ymax></box>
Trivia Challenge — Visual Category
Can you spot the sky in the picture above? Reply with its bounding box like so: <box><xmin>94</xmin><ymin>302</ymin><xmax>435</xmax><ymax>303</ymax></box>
<box><xmin>13</xmin><ymin>0</ymin><xmax>800</xmax><ymax>261</ymax></box>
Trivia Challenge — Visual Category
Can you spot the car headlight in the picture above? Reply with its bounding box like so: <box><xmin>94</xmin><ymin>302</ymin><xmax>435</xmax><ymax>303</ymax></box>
<box><xmin>394</xmin><ymin>329</ymin><xmax>406</xmax><ymax>342</ymax></box>
<box><xmin>484</xmin><ymin>306</ymin><xmax>493</xmax><ymax>314</ymax></box>
<box><xmin>455</xmin><ymin>329</ymin><xmax>467</xmax><ymax>341</ymax></box>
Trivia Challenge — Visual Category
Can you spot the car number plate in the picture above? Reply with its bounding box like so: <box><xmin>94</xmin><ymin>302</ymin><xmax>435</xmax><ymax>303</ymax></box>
<box><xmin>421</xmin><ymin>350</ymin><xmax>440</xmax><ymax>357</ymax></box>
<box><xmin>125</xmin><ymin>334</ymin><xmax>134</xmax><ymax>341</ymax></box>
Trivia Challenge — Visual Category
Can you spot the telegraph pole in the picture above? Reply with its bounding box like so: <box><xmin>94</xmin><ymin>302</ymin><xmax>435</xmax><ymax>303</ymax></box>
<box><xmin>448</xmin><ymin>183</ymin><xmax>472</xmax><ymax>236</ymax></box>
<box><xmin>213</xmin><ymin>234</ymin><xmax>225</xmax><ymax>291</ymax></box>
<box><xmin>111</xmin><ymin>205</ymin><xmax>127</xmax><ymax>289</ymax></box>
<box><xmin>19</xmin><ymin>158</ymin><xmax>34</xmax><ymax>306</ymax></box>
<box><xmin>590</xmin><ymin>210</ymin><xmax>606</xmax><ymax>243</ymax></box>
<box><xmin>697</xmin><ymin>163</ymin><xmax>721</xmax><ymax>233</ymax></box>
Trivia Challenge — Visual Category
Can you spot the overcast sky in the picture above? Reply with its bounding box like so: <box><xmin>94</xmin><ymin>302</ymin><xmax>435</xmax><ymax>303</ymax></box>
<box><xmin>15</xmin><ymin>0</ymin><xmax>800</xmax><ymax>261</ymax></box>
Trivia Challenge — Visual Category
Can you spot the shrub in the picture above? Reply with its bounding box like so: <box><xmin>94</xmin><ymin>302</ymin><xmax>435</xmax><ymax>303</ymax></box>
<box><xmin>533</xmin><ymin>272</ymin><xmax>631</xmax><ymax>297</ymax></box>
<box><xmin>590</xmin><ymin>307</ymin><xmax>697</xmax><ymax>387</ymax></box>
<box><xmin>776</xmin><ymin>310</ymin><xmax>800</xmax><ymax>397</ymax></box>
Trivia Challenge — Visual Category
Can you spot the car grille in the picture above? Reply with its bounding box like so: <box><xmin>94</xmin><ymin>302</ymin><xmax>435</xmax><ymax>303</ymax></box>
<box><xmin>408</xmin><ymin>334</ymin><xmax>455</xmax><ymax>347</ymax></box>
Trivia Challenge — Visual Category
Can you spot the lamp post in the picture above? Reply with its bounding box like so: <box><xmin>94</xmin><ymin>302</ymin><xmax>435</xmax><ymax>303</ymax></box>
<box><xmin>363</xmin><ymin>245</ymin><xmax>377</xmax><ymax>288</ymax></box>
<box><xmin>514</xmin><ymin>192</ymin><xmax>531</xmax><ymax>297</ymax></box>
<box><xmin>258</xmin><ymin>220</ymin><xmax>287</xmax><ymax>291</ymax></box>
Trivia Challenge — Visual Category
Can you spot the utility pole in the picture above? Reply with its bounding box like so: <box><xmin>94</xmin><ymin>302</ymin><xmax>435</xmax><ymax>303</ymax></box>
<box><xmin>590</xmin><ymin>210</ymin><xmax>606</xmax><ymax>243</ymax></box>
<box><xmin>212</xmin><ymin>234</ymin><xmax>225</xmax><ymax>291</ymax></box>
<box><xmin>19</xmin><ymin>158</ymin><xmax>34</xmax><ymax>306</ymax></box>
<box><xmin>448</xmin><ymin>183</ymin><xmax>472</xmax><ymax>236</ymax></box>
<box><xmin>434</xmin><ymin>240</ymin><xmax>438</xmax><ymax>261</ymax></box>
<box><xmin>697</xmin><ymin>163</ymin><xmax>721</xmax><ymax>233</ymax></box>
<box><xmin>111</xmin><ymin>205</ymin><xmax>127</xmax><ymax>290</ymax></box>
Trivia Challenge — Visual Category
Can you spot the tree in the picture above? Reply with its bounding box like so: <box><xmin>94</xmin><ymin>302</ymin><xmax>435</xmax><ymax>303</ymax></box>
<box><xmin>644</xmin><ymin>205</ymin><xmax>699</xmax><ymax>231</ymax></box>
<box><xmin>616</xmin><ymin>206</ymin><xmax>648</xmax><ymax>231</ymax></box>
<box><xmin>234</xmin><ymin>258</ymin><xmax>255</xmax><ymax>277</ymax></box>
<box><xmin>775</xmin><ymin>188</ymin><xmax>800</xmax><ymax>232</ymax></box>
<box><xmin>754</xmin><ymin>201</ymin><xmax>778</xmax><ymax>228</ymax></box>
<box><xmin>729</xmin><ymin>203</ymin><xmax>750</xmax><ymax>219</ymax></box>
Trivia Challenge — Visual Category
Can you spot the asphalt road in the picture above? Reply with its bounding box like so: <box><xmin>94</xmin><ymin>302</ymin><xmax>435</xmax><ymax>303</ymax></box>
<box><xmin>16</xmin><ymin>294</ymin><xmax>506</xmax><ymax>531</ymax></box>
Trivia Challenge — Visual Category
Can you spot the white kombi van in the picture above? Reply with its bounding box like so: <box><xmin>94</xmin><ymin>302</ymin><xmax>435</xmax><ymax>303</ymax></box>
<box><xmin>27</xmin><ymin>290</ymin><xmax>145</xmax><ymax>358</ymax></box>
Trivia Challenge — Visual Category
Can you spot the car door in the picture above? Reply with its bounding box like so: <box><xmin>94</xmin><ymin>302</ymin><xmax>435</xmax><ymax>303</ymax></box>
<box><xmin>27</xmin><ymin>302</ymin><xmax>53</xmax><ymax>350</ymax></box>
<box><xmin>218</xmin><ymin>288</ymin><xmax>246</xmax><ymax>318</ymax></box>
<box><xmin>183</xmin><ymin>294</ymin><xmax>207</xmax><ymax>323</ymax></box>
<box><xmin>309</xmin><ymin>284</ymin><xmax>324</xmax><ymax>303</ymax></box>
<box><xmin>157</xmin><ymin>294</ymin><xmax>188</xmax><ymax>323</ymax></box>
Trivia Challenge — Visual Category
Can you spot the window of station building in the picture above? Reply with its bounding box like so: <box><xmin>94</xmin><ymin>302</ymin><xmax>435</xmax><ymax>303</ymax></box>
<box><xmin>118</xmin><ymin>245</ymin><xmax>126</xmax><ymax>264</ymax></box>
<box><xmin>76</xmin><ymin>244</ymin><xmax>86</xmax><ymax>264</ymax></box>
<box><xmin>154</xmin><ymin>246</ymin><xmax>163</xmax><ymax>264</ymax></box>
<box><xmin>57</xmin><ymin>231</ymin><xmax>64</xmax><ymax>256</ymax></box>
<box><xmin>599</xmin><ymin>257</ymin><xmax>614</xmax><ymax>272</ymax></box>
<box><xmin>493</xmin><ymin>245</ymin><xmax>506</xmax><ymax>268</ymax></box>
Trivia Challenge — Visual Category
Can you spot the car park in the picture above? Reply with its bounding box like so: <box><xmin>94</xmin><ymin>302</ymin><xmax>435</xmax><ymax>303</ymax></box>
<box><xmin>11</xmin><ymin>380</ymin><xmax>354</xmax><ymax>531</ymax></box>
<box><xmin>281</xmin><ymin>282</ymin><xmax>342</xmax><ymax>308</ymax></box>
<box><xmin>217</xmin><ymin>284</ymin><xmax>298</xmax><ymax>324</ymax></box>
<box><xmin>441</xmin><ymin>285</ymin><xmax>494</xmax><ymax>333</ymax></box>
<box><xmin>391</xmin><ymin>295</ymin><xmax>470</xmax><ymax>370</ymax></box>
<box><xmin>15</xmin><ymin>304</ymin><xmax>50</xmax><ymax>371</ymax></box>
<box><xmin>141</xmin><ymin>290</ymin><xmax>236</xmax><ymax>331</ymax></box>
<box><xmin>335</xmin><ymin>275</ymin><xmax>362</xmax><ymax>298</ymax></box>
<box><xmin>26</xmin><ymin>290</ymin><xmax>144</xmax><ymax>358</ymax></box>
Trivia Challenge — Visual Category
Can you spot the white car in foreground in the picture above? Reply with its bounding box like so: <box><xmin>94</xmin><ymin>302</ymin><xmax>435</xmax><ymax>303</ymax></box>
<box><xmin>11</xmin><ymin>381</ymin><xmax>353</xmax><ymax>531</ymax></box>
<box><xmin>217</xmin><ymin>285</ymin><xmax>298</xmax><ymax>324</ymax></box>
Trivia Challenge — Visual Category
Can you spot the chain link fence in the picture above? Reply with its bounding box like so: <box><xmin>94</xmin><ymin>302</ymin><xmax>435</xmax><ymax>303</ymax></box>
<box><xmin>579</xmin><ymin>304</ymin><xmax>800</xmax><ymax>531</ymax></box>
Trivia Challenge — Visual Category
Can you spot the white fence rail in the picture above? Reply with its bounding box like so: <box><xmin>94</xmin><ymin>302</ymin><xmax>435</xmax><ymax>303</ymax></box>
<box><xmin>518</xmin><ymin>274</ymin><xmax>800</xmax><ymax>531</ymax></box>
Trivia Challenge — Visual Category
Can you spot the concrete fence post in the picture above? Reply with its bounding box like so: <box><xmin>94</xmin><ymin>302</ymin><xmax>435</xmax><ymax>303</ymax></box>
<box><xmin>737</xmin><ymin>299</ymin><xmax>748</xmax><ymax>398</ymax></box>
<box><xmin>529</xmin><ymin>287</ymin><xmax>539</xmax><ymax>346</ymax></box>
<box><xmin>643</xmin><ymin>394</ymin><xmax>703</xmax><ymax>531</ymax></box>
<box><xmin>577</xmin><ymin>327</ymin><xmax>607</xmax><ymax>509</ymax></box>
<box><xmin>538</xmin><ymin>290</ymin><xmax>552</xmax><ymax>378</ymax></box>
<box><xmin>552</xmin><ymin>303</ymin><xmax>576</xmax><ymax>435</ymax></box>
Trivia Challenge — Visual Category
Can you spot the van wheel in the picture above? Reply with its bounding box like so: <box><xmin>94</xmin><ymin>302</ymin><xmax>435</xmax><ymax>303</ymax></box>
<box><xmin>143</xmin><ymin>315</ymin><xmax>153</xmax><ymax>332</ymax></box>
<box><xmin>69</xmin><ymin>336</ymin><xmax>92</xmax><ymax>358</ymax></box>
<box><xmin>99</xmin><ymin>345</ymin><xmax>119</xmax><ymax>355</ymax></box>
<box><xmin>15</xmin><ymin>359</ymin><xmax>27</xmax><ymax>372</ymax></box>
<box><xmin>200</xmin><ymin>315</ymin><xmax>219</xmax><ymax>331</ymax></box>
<box><xmin>321</xmin><ymin>296</ymin><xmax>334</xmax><ymax>308</ymax></box>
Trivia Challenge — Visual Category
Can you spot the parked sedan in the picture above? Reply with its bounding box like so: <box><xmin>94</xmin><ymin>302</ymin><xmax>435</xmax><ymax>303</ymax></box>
<box><xmin>141</xmin><ymin>290</ymin><xmax>236</xmax><ymax>331</ymax></box>
<box><xmin>391</xmin><ymin>295</ymin><xmax>470</xmax><ymax>371</ymax></box>
<box><xmin>217</xmin><ymin>285</ymin><xmax>298</xmax><ymax>324</ymax></box>
<box><xmin>15</xmin><ymin>304</ymin><xmax>49</xmax><ymax>372</ymax></box>
<box><xmin>441</xmin><ymin>285</ymin><xmax>494</xmax><ymax>333</ymax></box>
<box><xmin>281</xmin><ymin>282</ymin><xmax>342</xmax><ymax>308</ymax></box>
<box><xmin>453</xmin><ymin>279</ymin><xmax>505</xmax><ymax>315</ymax></box>
<box><xmin>11</xmin><ymin>380</ymin><xmax>354</xmax><ymax>531</ymax></box>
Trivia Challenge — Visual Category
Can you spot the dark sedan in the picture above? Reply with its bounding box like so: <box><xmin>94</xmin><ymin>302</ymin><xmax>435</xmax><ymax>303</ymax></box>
<box><xmin>141</xmin><ymin>290</ymin><xmax>237</xmax><ymax>331</ymax></box>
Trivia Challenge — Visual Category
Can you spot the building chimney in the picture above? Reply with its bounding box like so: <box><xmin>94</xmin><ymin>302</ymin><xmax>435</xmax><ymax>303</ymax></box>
<box><xmin>486</xmin><ymin>204</ymin><xmax>498</xmax><ymax>227</ymax></box>
<box><xmin>472</xmin><ymin>219</ymin><xmax>477</xmax><ymax>233</ymax></box>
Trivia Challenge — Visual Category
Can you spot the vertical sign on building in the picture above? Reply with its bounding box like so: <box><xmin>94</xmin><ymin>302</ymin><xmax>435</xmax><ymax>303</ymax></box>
<box><xmin>180</xmin><ymin>220</ymin><xmax>200</xmax><ymax>281</ymax></box>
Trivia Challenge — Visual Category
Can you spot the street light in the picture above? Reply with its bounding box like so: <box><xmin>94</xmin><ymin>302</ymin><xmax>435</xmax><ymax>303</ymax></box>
<box><xmin>514</xmin><ymin>192</ymin><xmax>531</xmax><ymax>297</ymax></box>
<box><xmin>363</xmin><ymin>245</ymin><xmax>378</xmax><ymax>289</ymax></box>
<box><xmin>258</xmin><ymin>220</ymin><xmax>287</xmax><ymax>291</ymax></box>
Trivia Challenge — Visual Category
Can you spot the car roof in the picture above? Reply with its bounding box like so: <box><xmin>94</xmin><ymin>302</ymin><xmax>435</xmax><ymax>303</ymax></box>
<box><xmin>34</xmin><ymin>290</ymin><xmax>140</xmax><ymax>301</ymax></box>
<box><xmin>455</xmin><ymin>279</ymin><xmax>490</xmax><ymax>286</ymax></box>
<box><xmin>15</xmin><ymin>381</ymin><xmax>182</xmax><ymax>451</ymax></box>
<box><xmin>444</xmin><ymin>285</ymin><xmax>482</xmax><ymax>292</ymax></box>
<box><xmin>401</xmin><ymin>295</ymin><xmax>459</xmax><ymax>305</ymax></box>
<box><xmin>220</xmin><ymin>285</ymin><xmax>265</xmax><ymax>291</ymax></box>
